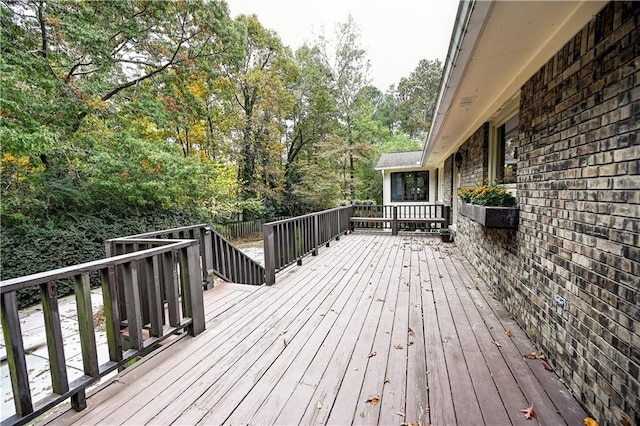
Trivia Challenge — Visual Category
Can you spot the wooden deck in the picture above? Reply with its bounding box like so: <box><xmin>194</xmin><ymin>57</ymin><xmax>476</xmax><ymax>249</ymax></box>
<box><xmin>41</xmin><ymin>233</ymin><xmax>587</xmax><ymax>425</ymax></box>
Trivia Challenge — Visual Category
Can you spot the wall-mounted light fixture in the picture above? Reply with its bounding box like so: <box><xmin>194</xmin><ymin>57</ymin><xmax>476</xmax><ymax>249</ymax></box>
<box><xmin>454</xmin><ymin>150</ymin><xmax>465</xmax><ymax>168</ymax></box>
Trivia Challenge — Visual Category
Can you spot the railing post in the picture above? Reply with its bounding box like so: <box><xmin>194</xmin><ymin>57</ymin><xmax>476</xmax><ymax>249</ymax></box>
<box><xmin>182</xmin><ymin>244</ymin><xmax>205</xmax><ymax>336</ymax></box>
<box><xmin>263</xmin><ymin>223</ymin><xmax>276</xmax><ymax>285</ymax></box>
<box><xmin>443</xmin><ymin>205</ymin><xmax>451</xmax><ymax>228</ymax></box>
<box><xmin>1</xmin><ymin>292</ymin><xmax>33</xmax><ymax>417</ymax></box>
<box><xmin>392</xmin><ymin>206</ymin><xmax>398</xmax><ymax>235</ymax></box>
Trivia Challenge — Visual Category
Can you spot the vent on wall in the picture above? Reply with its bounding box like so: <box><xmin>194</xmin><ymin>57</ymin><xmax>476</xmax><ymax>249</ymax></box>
<box><xmin>457</xmin><ymin>96</ymin><xmax>477</xmax><ymax>108</ymax></box>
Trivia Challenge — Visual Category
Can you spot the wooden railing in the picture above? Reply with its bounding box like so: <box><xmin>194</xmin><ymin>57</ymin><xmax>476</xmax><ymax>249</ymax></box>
<box><xmin>350</xmin><ymin>204</ymin><xmax>450</xmax><ymax>235</ymax></box>
<box><xmin>113</xmin><ymin>224</ymin><xmax>265</xmax><ymax>287</ymax></box>
<box><xmin>0</xmin><ymin>239</ymin><xmax>205</xmax><ymax>426</ymax></box>
<box><xmin>217</xmin><ymin>216</ymin><xmax>289</xmax><ymax>240</ymax></box>
<box><xmin>263</xmin><ymin>206</ymin><xmax>353</xmax><ymax>285</ymax></box>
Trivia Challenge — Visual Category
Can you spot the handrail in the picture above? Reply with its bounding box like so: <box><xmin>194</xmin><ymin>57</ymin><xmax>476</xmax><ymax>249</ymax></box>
<box><xmin>0</xmin><ymin>239</ymin><xmax>205</xmax><ymax>426</ymax></box>
<box><xmin>111</xmin><ymin>223</ymin><xmax>265</xmax><ymax>286</ymax></box>
<box><xmin>350</xmin><ymin>204</ymin><xmax>450</xmax><ymax>234</ymax></box>
<box><xmin>263</xmin><ymin>206</ymin><xmax>353</xmax><ymax>285</ymax></box>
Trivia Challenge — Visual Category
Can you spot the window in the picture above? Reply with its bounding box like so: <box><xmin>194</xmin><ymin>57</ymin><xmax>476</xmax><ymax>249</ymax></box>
<box><xmin>391</xmin><ymin>171</ymin><xmax>429</xmax><ymax>202</ymax></box>
<box><xmin>496</xmin><ymin>114</ymin><xmax>519</xmax><ymax>184</ymax></box>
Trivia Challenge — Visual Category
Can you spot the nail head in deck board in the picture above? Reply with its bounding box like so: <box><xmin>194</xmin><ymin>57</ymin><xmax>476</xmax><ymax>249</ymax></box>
<box><xmin>36</xmin><ymin>234</ymin><xmax>588</xmax><ymax>426</ymax></box>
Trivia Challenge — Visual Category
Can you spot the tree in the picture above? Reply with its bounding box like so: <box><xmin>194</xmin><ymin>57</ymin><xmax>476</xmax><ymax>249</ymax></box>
<box><xmin>279</xmin><ymin>44</ymin><xmax>339</xmax><ymax>214</ymax></box>
<box><xmin>318</xmin><ymin>15</ymin><xmax>372</xmax><ymax>201</ymax></box>
<box><xmin>395</xmin><ymin>59</ymin><xmax>443</xmax><ymax>140</ymax></box>
<box><xmin>223</xmin><ymin>14</ymin><xmax>294</xmax><ymax>211</ymax></box>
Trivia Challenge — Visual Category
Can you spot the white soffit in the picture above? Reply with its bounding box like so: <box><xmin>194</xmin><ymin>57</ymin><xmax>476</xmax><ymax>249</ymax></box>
<box><xmin>424</xmin><ymin>0</ymin><xmax>608</xmax><ymax>167</ymax></box>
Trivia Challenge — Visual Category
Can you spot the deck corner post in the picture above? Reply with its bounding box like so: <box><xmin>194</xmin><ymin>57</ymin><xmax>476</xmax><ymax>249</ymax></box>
<box><xmin>183</xmin><ymin>244</ymin><xmax>205</xmax><ymax>336</ymax></box>
<box><xmin>392</xmin><ymin>206</ymin><xmax>399</xmax><ymax>235</ymax></box>
<box><xmin>263</xmin><ymin>224</ymin><xmax>276</xmax><ymax>285</ymax></box>
<box><xmin>71</xmin><ymin>389</ymin><xmax>87</xmax><ymax>412</ymax></box>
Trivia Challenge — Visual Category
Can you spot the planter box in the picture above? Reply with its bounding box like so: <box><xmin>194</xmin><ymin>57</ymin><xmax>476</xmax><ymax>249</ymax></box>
<box><xmin>459</xmin><ymin>203</ymin><xmax>518</xmax><ymax>228</ymax></box>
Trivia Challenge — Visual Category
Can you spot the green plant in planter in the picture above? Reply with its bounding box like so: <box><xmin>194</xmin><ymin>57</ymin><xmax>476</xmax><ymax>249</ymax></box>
<box><xmin>457</xmin><ymin>182</ymin><xmax>516</xmax><ymax>206</ymax></box>
<box><xmin>438</xmin><ymin>227</ymin><xmax>453</xmax><ymax>242</ymax></box>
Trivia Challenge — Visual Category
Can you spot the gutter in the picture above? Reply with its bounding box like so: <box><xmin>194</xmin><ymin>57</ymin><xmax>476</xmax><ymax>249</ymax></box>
<box><xmin>421</xmin><ymin>0</ymin><xmax>493</xmax><ymax>167</ymax></box>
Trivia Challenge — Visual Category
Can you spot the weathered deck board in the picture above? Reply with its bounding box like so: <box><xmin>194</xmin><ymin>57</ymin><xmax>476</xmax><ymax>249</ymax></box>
<box><xmin>41</xmin><ymin>233</ymin><xmax>588</xmax><ymax>426</ymax></box>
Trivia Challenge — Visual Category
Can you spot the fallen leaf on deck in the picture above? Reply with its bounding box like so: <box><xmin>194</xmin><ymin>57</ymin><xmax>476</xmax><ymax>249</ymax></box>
<box><xmin>584</xmin><ymin>417</ymin><xmax>599</xmax><ymax>426</ymax></box>
<box><xmin>408</xmin><ymin>327</ymin><xmax>415</xmax><ymax>336</ymax></box>
<box><xmin>316</xmin><ymin>400</ymin><xmax>322</xmax><ymax>409</ymax></box>
<box><xmin>425</xmin><ymin>406</ymin><xmax>431</xmax><ymax>413</ymax></box>
<box><xmin>365</xmin><ymin>395</ymin><xmax>380</xmax><ymax>405</ymax></box>
<box><xmin>283</xmin><ymin>338</ymin><xmax>288</xmax><ymax>348</ymax></box>
<box><xmin>523</xmin><ymin>351</ymin><xmax>545</xmax><ymax>360</ymax></box>
<box><xmin>408</xmin><ymin>341</ymin><xmax>414</xmax><ymax>346</ymax></box>
<box><xmin>367</xmin><ymin>351</ymin><xmax>377</xmax><ymax>358</ymax></box>
<box><xmin>376</xmin><ymin>298</ymin><xmax>385</xmax><ymax>302</ymax></box>
<box><xmin>521</xmin><ymin>405</ymin><xmax>536</xmax><ymax>420</ymax></box>
<box><xmin>505</xmin><ymin>329</ymin><xmax>514</xmax><ymax>337</ymax></box>
<box><xmin>394</xmin><ymin>344</ymin><xmax>404</xmax><ymax>349</ymax></box>
<box><xmin>542</xmin><ymin>361</ymin><xmax>554</xmax><ymax>372</ymax></box>
<box><xmin>384</xmin><ymin>378</ymin><xmax>391</xmax><ymax>384</ymax></box>
<box><xmin>397</xmin><ymin>412</ymin><xmax>405</xmax><ymax>417</ymax></box>
<box><xmin>492</xmin><ymin>340</ymin><xmax>502</xmax><ymax>348</ymax></box>
<box><xmin>360</xmin><ymin>412</ymin><xmax>365</xmax><ymax>418</ymax></box>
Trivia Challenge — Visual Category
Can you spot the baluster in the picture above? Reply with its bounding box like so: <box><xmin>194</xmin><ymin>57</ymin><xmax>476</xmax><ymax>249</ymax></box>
<box><xmin>1</xmin><ymin>291</ymin><xmax>33</xmax><ymax>416</ymax></box>
<box><xmin>122</xmin><ymin>261</ymin><xmax>144</xmax><ymax>351</ymax></box>
<box><xmin>40</xmin><ymin>281</ymin><xmax>69</xmax><ymax>395</ymax></box>
<box><xmin>163</xmin><ymin>251</ymin><xmax>180</xmax><ymax>327</ymax></box>
<box><xmin>202</xmin><ymin>228</ymin><xmax>214</xmax><ymax>290</ymax></box>
<box><xmin>180</xmin><ymin>245</ymin><xmax>205</xmax><ymax>336</ymax></box>
<box><xmin>71</xmin><ymin>273</ymin><xmax>98</xmax><ymax>411</ymax></box>
<box><xmin>101</xmin><ymin>266</ymin><xmax>123</xmax><ymax>363</ymax></box>
<box><xmin>146</xmin><ymin>256</ymin><xmax>163</xmax><ymax>337</ymax></box>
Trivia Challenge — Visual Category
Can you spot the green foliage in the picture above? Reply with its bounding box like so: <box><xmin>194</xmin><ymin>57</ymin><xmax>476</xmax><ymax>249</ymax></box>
<box><xmin>1</xmin><ymin>209</ymin><xmax>212</xmax><ymax>308</ymax></box>
<box><xmin>1</xmin><ymin>2</ymin><xmax>447</xmax><ymax>310</ymax></box>
<box><xmin>458</xmin><ymin>183</ymin><xmax>517</xmax><ymax>206</ymax></box>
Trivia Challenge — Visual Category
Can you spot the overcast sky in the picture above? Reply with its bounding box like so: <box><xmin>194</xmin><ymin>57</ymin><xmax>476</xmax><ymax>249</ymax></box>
<box><xmin>224</xmin><ymin>0</ymin><xmax>460</xmax><ymax>91</ymax></box>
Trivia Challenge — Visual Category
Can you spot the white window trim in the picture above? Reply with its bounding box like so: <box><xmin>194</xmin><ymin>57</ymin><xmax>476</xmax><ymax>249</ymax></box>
<box><xmin>489</xmin><ymin>97</ymin><xmax>519</xmax><ymax>191</ymax></box>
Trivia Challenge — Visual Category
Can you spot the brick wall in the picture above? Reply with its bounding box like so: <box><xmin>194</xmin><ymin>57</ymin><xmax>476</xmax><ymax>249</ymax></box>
<box><xmin>454</xmin><ymin>2</ymin><xmax>639</xmax><ymax>425</ymax></box>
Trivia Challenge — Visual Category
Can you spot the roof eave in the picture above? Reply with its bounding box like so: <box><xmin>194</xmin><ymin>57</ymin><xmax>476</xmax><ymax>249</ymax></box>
<box><xmin>421</xmin><ymin>0</ymin><xmax>493</xmax><ymax>167</ymax></box>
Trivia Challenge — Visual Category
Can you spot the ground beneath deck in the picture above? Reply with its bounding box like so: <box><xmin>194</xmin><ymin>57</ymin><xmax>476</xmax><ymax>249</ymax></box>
<box><xmin>42</xmin><ymin>233</ymin><xmax>586</xmax><ymax>425</ymax></box>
